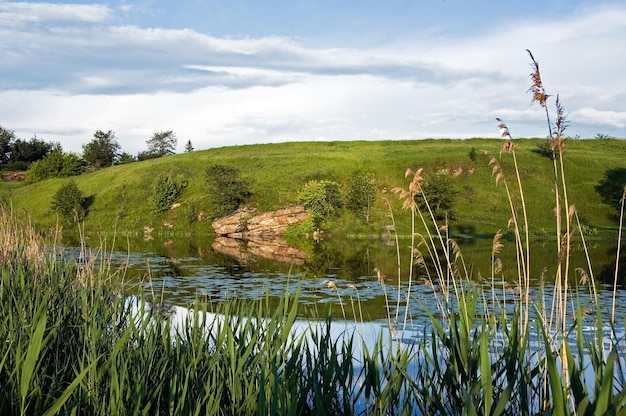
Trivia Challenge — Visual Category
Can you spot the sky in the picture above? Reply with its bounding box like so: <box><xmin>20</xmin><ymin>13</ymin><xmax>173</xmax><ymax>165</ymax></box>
<box><xmin>1</xmin><ymin>0</ymin><xmax>625</xmax><ymax>155</ymax></box>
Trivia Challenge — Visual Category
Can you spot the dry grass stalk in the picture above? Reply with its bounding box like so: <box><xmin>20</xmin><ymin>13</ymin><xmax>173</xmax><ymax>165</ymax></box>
<box><xmin>0</xmin><ymin>206</ymin><xmax>46</xmax><ymax>270</ymax></box>
<box><xmin>611</xmin><ymin>185</ymin><xmax>626</xmax><ymax>324</ymax></box>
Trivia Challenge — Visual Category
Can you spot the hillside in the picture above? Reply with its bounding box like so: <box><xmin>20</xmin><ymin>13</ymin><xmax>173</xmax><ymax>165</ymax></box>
<box><xmin>1</xmin><ymin>138</ymin><xmax>625</xmax><ymax>239</ymax></box>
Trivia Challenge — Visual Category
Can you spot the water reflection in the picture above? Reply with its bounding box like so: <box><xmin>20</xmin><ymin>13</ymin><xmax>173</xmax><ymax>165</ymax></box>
<box><xmin>212</xmin><ymin>235</ymin><xmax>308</xmax><ymax>266</ymax></box>
<box><xmin>62</xmin><ymin>234</ymin><xmax>624</xmax><ymax>322</ymax></box>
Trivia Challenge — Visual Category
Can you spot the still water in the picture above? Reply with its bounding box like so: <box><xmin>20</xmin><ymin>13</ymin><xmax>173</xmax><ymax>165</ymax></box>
<box><xmin>64</xmin><ymin>233</ymin><xmax>625</xmax><ymax>325</ymax></box>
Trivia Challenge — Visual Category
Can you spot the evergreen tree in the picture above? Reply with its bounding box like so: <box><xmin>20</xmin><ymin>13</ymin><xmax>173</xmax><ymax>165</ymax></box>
<box><xmin>82</xmin><ymin>130</ymin><xmax>120</xmax><ymax>169</ymax></box>
<box><xmin>145</xmin><ymin>130</ymin><xmax>177</xmax><ymax>158</ymax></box>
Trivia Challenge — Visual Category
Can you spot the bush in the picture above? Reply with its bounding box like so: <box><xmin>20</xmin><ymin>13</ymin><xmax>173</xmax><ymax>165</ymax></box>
<box><xmin>468</xmin><ymin>147</ymin><xmax>477</xmax><ymax>162</ymax></box>
<box><xmin>116</xmin><ymin>152</ymin><xmax>136</xmax><ymax>165</ymax></box>
<box><xmin>51</xmin><ymin>180</ymin><xmax>86</xmax><ymax>221</ymax></box>
<box><xmin>205</xmin><ymin>165</ymin><xmax>251</xmax><ymax>217</ymax></box>
<box><xmin>531</xmin><ymin>139</ymin><xmax>558</xmax><ymax>160</ymax></box>
<box><xmin>151</xmin><ymin>174</ymin><xmax>188</xmax><ymax>215</ymax></box>
<box><xmin>297</xmin><ymin>180</ymin><xmax>343</xmax><ymax>227</ymax></box>
<box><xmin>595</xmin><ymin>133</ymin><xmax>613</xmax><ymax>140</ymax></box>
<box><xmin>27</xmin><ymin>151</ymin><xmax>85</xmax><ymax>182</ymax></box>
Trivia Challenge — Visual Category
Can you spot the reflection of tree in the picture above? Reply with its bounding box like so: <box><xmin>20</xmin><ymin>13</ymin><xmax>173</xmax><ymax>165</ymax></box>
<box><xmin>342</xmin><ymin>247</ymin><xmax>376</xmax><ymax>280</ymax></box>
<box><xmin>598</xmin><ymin>244</ymin><xmax>626</xmax><ymax>287</ymax></box>
<box><xmin>595</xmin><ymin>167</ymin><xmax>626</xmax><ymax>220</ymax></box>
<box><xmin>304</xmin><ymin>243</ymin><xmax>342</xmax><ymax>278</ymax></box>
<box><xmin>304</xmin><ymin>241</ymin><xmax>379</xmax><ymax>280</ymax></box>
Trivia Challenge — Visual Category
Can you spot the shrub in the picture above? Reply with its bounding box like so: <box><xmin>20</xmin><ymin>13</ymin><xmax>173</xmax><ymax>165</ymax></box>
<box><xmin>116</xmin><ymin>152</ymin><xmax>136</xmax><ymax>165</ymax></box>
<box><xmin>531</xmin><ymin>138</ymin><xmax>559</xmax><ymax>160</ymax></box>
<box><xmin>595</xmin><ymin>133</ymin><xmax>613</xmax><ymax>140</ymax></box>
<box><xmin>297</xmin><ymin>180</ymin><xmax>343</xmax><ymax>227</ymax></box>
<box><xmin>468</xmin><ymin>147</ymin><xmax>477</xmax><ymax>162</ymax></box>
<box><xmin>51</xmin><ymin>180</ymin><xmax>85</xmax><ymax>221</ymax></box>
<box><xmin>205</xmin><ymin>164</ymin><xmax>251</xmax><ymax>217</ymax></box>
<box><xmin>151</xmin><ymin>174</ymin><xmax>188</xmax><ymax>215</ymax></box>
<box><xmin>595</xmin><ymin>167</ymin><xmax>626</xmax><ymax>216</ymax></box>
<box><xmin>27</xmin><ymin>151</ymin><xmax>85</xmax><ymax>182</ymax></box>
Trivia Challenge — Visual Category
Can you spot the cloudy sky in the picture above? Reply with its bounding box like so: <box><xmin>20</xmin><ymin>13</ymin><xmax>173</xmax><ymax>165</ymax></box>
<box><xmin>1</xmin><ymin>0</ymin><xmax>625</xmax><ymax>154</ymax></box>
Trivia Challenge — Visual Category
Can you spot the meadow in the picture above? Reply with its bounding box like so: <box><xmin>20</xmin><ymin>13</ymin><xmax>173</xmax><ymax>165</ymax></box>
<box><xmin>1</xmin><ymin>137</ymin><xmax>625</xmax><ymax>239</ymax></box>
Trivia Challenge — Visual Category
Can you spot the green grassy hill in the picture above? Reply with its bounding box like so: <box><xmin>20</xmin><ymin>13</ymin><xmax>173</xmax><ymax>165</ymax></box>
<box><xmin>2</xmin><ymin>138</ymin><xmax>625</xmax><ymax>239</ymax></box>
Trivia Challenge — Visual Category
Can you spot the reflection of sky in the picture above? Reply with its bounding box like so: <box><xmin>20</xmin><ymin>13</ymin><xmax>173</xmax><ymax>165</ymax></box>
<box><xmin>135</xmin><ymin>296</ymin><xmax>626</xmax><ymax>412</ymax></box>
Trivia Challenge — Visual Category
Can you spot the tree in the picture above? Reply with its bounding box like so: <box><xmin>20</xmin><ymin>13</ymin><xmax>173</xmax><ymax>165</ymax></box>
<box><xmin>416</xmin><ymin>170</ymin><xmax>458</xmax><ymax>221</ymax></box>
<box><xmin>595</xmin><ymin>167</ymin><xmax>626</xmax><ymax>218</ymax></box>
<box><xmin>1</xmin><ymin>129</ymin><xmax>55</xmax><ymax>171</ymax></box>
<box><xmin>346</xmin><ymin>172</ymin><xmax>377</xmax><ymax>222</ymax></box>
<box><xmin>205</xmin><ymin>164</ymin><xmax>251</xmax><ymax>217</ymax></box>
<box><xmin>146</xmin><ymin>130</ymin><xmax>177</xmax><ymax>158</ymax></box>
<box><xmin>116</xmin><ymin>152</ymin><xmax>136</xmax><ymax>165</ymax></box>
<box><xmin>296</xmin><ymin>180</ymin><xmax>343</xmax><ymax>227</ymax></box>
<box><xmin>8</xmin><ymin>136</ymin><xmax>54</xmax><ymax>168</ymax></box>
<box><xmin>185</xmin><ymin>140</ymin><xmax>194</xmax><ymax>152</ymax></box>
<box><xmin>0</xmin><ymin>125</ymin><xmax>15</xmax><ymax>166</ymax></box>
<box><xmin>83</xmin><ymin>130</ymin><xmax>120</xmax><ymax>169</ymax></box>
<box><xmin>51</xmin><ymin>180</ymin><xmax>85</xmax><ymax>221</ymax></box>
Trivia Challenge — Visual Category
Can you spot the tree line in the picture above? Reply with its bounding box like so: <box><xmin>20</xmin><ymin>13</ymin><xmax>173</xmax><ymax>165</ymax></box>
<box><xmin>0</xmin><ymin>125</ymin><xmax>194</xmax><ymax>181</ymax></box>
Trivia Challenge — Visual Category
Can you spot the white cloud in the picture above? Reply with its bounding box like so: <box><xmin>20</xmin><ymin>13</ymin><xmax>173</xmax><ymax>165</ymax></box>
<box><xmin>0</xmin><ymin>2</ymin><xmax>111</xmax><ymax>27</ymax></box>
<box><xmin>574</xmin><ymin>108</ymin><xmax>626</xmax><ymax>128</ymax></box>
<box><xmin>0</xmin><ymin>1</ymin><xmax>625</xmax><ymax>154</ymax></box>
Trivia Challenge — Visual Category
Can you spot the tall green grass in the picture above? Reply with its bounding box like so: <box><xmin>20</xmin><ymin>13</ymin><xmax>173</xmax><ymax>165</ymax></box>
<box><xmin>1</xmin><ymin>207</ymin><xmax>411</xmax><ymax>415</ymax></box>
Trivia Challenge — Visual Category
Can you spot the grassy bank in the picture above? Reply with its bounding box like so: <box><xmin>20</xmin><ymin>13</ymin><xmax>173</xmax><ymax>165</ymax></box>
<box><xmin>1</xmin><ymin>138</ymin><xmax>625</xmax><ymax>238</ymax></box>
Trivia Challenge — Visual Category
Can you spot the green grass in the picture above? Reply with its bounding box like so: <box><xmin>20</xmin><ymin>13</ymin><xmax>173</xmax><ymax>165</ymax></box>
<box><xmin>1</xmin><ymin>138</ymin><xmax>625</xmax><ymax>237</ymax></box>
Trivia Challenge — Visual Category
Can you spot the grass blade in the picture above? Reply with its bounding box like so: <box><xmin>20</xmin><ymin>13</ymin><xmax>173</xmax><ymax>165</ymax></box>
<box><xmin>20</xmin><ymin>312</ymin><xmax>47</xmax><ymax>406</ymax></box>
<box><xmin>42</xmin><ymin>361</ymin><xmax>98</xmax><ymax>416</ymax></box>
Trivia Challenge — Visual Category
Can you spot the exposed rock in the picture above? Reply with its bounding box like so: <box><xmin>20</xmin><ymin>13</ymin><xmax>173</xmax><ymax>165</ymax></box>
<box><xmin>211</xmin><ymin>206</ymin><xmax>309</xmax><ymax>265</ymax></box>
<box><xmin>212</xmin><ymin>205</ymin><xmax>308</xmax><ymax>237</ymax></box>
<box><xmin>1</xmin><ymin>172</ymin><xmax>26</xmax><ymax>182</ymax></box>
<box><xmin>143</xmin><ymin>226</ymin><xmax>154</xmax><ymax>241</ymax></box>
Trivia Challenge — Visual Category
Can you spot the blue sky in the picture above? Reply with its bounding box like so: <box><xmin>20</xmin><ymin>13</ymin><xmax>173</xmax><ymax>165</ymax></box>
<box><xmin>1</xmin><ymin>0</ymin><xmax>624</xmax><ymax>154</ymax></box>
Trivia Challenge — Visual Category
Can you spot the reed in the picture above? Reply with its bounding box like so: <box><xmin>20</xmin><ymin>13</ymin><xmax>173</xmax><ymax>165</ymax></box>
<box><xmin>381</xmin><ymin>50</ymin><xmax>626</xmax><ymax>414</ymax></box>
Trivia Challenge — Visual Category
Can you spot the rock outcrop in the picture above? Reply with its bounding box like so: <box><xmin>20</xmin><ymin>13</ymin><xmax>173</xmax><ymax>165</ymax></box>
<box><xmin>211</xmin><ymin>206</ymin><xmax>309</xmax><ymax>265</ymax></box>
<box><xmin>212</xmin><ymin>206</ymin><xmax>308</xmax><ymax>238</ymax></box>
